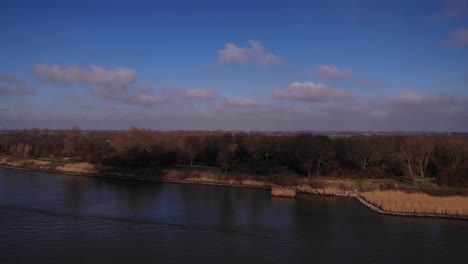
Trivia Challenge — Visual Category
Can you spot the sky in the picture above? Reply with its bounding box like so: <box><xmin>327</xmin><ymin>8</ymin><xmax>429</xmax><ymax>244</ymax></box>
<box><xmin>0</xmin><ymin>0</ymin><xmax>467</xmax><ymax>131</ymax></box>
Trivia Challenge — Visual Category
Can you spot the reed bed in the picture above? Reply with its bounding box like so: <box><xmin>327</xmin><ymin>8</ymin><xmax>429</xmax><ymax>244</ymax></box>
<box><xmin>56</xmin><ymin>163</ymin><xmax>97</xmax><ymax>174</ymax></box>
<box><xmin>271</xmin><ymin>187</ymin><xmax>296</xmax><ymax>198</ymax></box>
<box><xmin>296</xmin><ymin>184</ymin><xmax>341</xmax><ymax>195</ymax></box>
<box><xmin>361</xmin><ymin>190</ymin><xmax>468</xmax><ymax>216</ymax></box>
<box><xmin>162</xmin><ymin>169</ymin><xmax>271</xmax><ymax>187</ymax></box>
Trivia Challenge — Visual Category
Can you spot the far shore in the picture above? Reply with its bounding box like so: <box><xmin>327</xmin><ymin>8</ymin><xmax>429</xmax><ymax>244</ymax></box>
<box><xmin>1</xmin><ymin>156</ymin><xmax>468</xmax><ymax>221</ymax></box>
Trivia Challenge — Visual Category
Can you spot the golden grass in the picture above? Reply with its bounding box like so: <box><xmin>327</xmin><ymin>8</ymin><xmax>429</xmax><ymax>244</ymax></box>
<box><xmin>241</xmin><ymin>179</ymin><xmax>270</xmax><ymax>187</ymax></box>
<box><xmin>296</xmin><ymin>184</ymin><xmax>341</xmax><ymax>195</ymax></box>
<box><xmin>30</xmin><ymin>160</ymin><xmax>51</xmax><ymax>165</ymax></box>
<box><xmin>361</xmin><ymin>190</ymin><xmax>468</xmax><ymax>216</ymax></box>
<box><xmin>0</xmin><ymin>156</ymin><xmax>23</xmax><ymax>167</ymax></box>
<box><xmin>162</xmin><ymin>169</ymin><xmax>271</xmax><ymax>187</ymax></box>
<box><xmin>271</xmin><ymin>187</ymin><xmax>296</xmax><ymax>198</ymax></box>
<box><xmin>56</xmin><ymin>163</ymin><xmax>97</xmax><ymax>174</ymax></box>
<box><xmin>185</xmin><ymin>171</ymin><xmax>231</xmax><ymax>184</ymax></box>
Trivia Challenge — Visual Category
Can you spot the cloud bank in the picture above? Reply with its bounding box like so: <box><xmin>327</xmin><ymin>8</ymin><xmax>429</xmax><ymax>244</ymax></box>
<box><xmin>224</xmin><ymin>98</ymin><xmax>257</xmax><ymax>107</ymax></box>
<box><xmin>389</xmin><ymin>93</ymin><xmax>464</xmax><ymax>113</ymax></box>
<box><xmin>33</xmin><ymin>64</ymin><xmax>166</xmax><ymax>106</ymax></box>
<box><xmin>0</xmin><ymin>75</ymin><xmax>35</xmax><ymax>96</ymax></box>
<box><xmin>273</xmin><ymin>82</ymin><xmax>352</xmax><ymax>102</ymax></box>
<box><xmin>217</xmin><ymin>40</ymin><xmax>281</xmax><ymax>65</ymax></box>
<box><xmin>0</xmin><ymin>86</ymin><xmax>35</xmax><ymax>96</ymax></box>
<box><xmin>175</xmin><ymin>89</ymin><xmax>218</xmax><ymax>100</ymax></box>
<box><xmin>33</xmin><ymin>64</ymin><xmax>136</xmax><ymax>87</ymax></box>
<box><xmin>0</xmin><ymin>75</ymin><xmax>26</xmax><ymax>84</ymax></box>
<box><xmin>3</xmin><ymin>84</ymin><xmax>466</xmax><ymax>131</ymax></box>
<box><xmin>312</xmin><ymin>65</ymin><xmax>353</xmax><ymax>80</ymax></box>
<box><xmin>3</xmin><ymin>62</ymin><xmax>465</xmax><ymax>131</ymax></box>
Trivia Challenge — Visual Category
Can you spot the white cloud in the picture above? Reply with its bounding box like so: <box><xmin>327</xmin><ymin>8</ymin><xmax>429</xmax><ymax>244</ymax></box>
<box><xmin>0</xmin><ymin>75</ymin><xmax>35</xmax><ymax>96</ymax></box>
<box><xmin>33</xmin><ymin>64</ymin><xmax>165</xmax><ymax>106</ymax></box>
<box><xmin>451</xmin><ymin>28</ymin><xmax>468</xmax><ymax>46</ymax></box>
<box><xmin>0</xmin><ymin>75</ymin><xmax>26</xmax><ymax>84</ymax></box>
<box><xmin>273</xmin><ymin>82</ymin><xmax>352</xmax><ymax>102</ymax></box>
<box><xmin>92</xmin><ymin>85</ymin><xmax>167</xmax><ymax>106</ymax></box>
<box><xmin>4</xmin><ymin>86</ymin><xmax>468</xmax><ymax>131</ymax></box>
<box><xmin>390</xmin><ymin>93</ymin><xmax>464</xmax><ymax>113</ymax></box>
<box><xmin>0</xmin><ymin>86</ymin><xmax>35</xmax><ymax>96</ymax></box>
<box><xmin>217</xmin><ymin>40</ymin><xmax>281</xmax><ymax>65</ymax></box>
<box><xmin>175</xmin><ymin>89</ymin><xmax>218</xmax><ymax>100</ymax></box>
<box><xmin>391</xmin><ymin>93</ymin><xmax>436</xmax><ymax>105</ymax></box>
<box><xmin>312</xmin><ymin>65</ymin><xmax>353</xmax><ymax>79</ymax></box>
<box><xmin>224</xmin><ymin>98</ymin><xmax>257</xmax><ymax>107</ymax></box>
<box><xmin>33</xmin><ymin>64</ymin><xmax>136</xmax><ymax>87</ymax></box>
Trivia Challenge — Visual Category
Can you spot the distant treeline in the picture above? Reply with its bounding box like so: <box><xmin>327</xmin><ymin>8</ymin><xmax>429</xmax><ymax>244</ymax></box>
<box><xmin>1</xmin><ymin>127</ymin><xmax>467</xmax><ymax>187</ymax></box>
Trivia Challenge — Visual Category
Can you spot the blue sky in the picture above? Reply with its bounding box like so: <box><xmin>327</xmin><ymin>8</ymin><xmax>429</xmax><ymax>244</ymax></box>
<box><xmin>1</xmin><ymin>0</ymin><xmax>467</xmax><ymax>131</ymax></box>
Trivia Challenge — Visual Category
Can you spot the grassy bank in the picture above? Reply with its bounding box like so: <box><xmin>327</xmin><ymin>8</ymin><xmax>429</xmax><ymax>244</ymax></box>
<box><xmin>361</xmin><ymin>190</ymin><xmax>468</xmax><ymax>217</ymax></box>
<box><xmin>0</xmin><ymin>155</ymin><xmax>362</xmax><ymax>194</ymax></box>
<box><xmin>0</xmin><ymin>156</ymin><xmax>98</xmax><ymax>174</ymax></box>
<box><xmin>2</xmin><ymin>155</ymin><xmax>468</xmax><ymax>219</ymax></box>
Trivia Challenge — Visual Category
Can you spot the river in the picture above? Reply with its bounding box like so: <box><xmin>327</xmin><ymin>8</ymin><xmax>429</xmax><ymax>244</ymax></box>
<box><xmin>0</xmin><ymin>168</ymin><xmax>467</xmax><ymax>263</ymax></box>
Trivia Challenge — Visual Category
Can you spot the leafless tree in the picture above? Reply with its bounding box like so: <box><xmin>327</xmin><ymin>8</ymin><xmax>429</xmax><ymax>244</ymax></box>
<box><xmin>183</xmin><ymin>135</ymin><xmax>201</xmax><ymax>166</ymax></box>
<box><xmin>217</xmin><ymin>133</ymin><xmax>237</xmax><ymax>173</ymax></box>
<box><xmin>399</xmin><ymin>136</ymin><xmax>433</xmax><ymax>184</ymax></box>
<box><xmin>64</xmin><ymin>126</ymin><xmax>84</xmax><ymax>160</ymax></box>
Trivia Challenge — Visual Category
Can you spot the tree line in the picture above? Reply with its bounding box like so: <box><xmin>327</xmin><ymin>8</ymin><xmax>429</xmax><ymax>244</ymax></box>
<box><xmin>1</xmin><ymin>127</ymin><xmax>467</xmax><ymax>187</ymax></box>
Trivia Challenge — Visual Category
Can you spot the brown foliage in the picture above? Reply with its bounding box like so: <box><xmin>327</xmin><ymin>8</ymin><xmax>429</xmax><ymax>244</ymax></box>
<box><xmin>1</xmin><ymin>128</ymin><xmax>467</xmax><ymax>188</ymax></box>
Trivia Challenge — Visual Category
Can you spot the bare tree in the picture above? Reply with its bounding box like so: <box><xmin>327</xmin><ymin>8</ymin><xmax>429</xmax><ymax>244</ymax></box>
<box><xmin>439</xmin><ymin>137</ymin><xmax>466</xmax><ymax>170</ymax></box>
<box><xmin>294</xmin><ymin>135</ymin><xmax>332</xmax><ymax>177</ymax></box>
<box><xmin>399</xmin><ymin>136</ymin><xmax>433</xmax><ymax>184</ymax></box>
<box><xmin>183</xmin><ymin>135</ymin><xmax>201</xmax><ymax>166</ymax></box>
<box><xmin>64</xmin><ymin>125</ymin><xmax>84</xmax><ymax>161</ymax></box>
<box><xmin>246</xmin><ymin>135</ymin><xmax>274</xmax><ymax>162</ymax></box>
<box><xmin>311</xmin><ymin>135</ymin><xmax>334</xmax><ymax>177</ymax></box>
<box><xmin>414</xmin><ymin>137</ymin><xmax>433</xmax><ymax>184</ymax></box>
<box><xmin>111</xmin><ymin>127</ymin><xmax>155</xmax><ymax>154</ymax></box>
<box><xmin>347</xmin><ymin>136</ymin><xmax>381</xmax><ymax>176</ymax></box>
<box><xmin>217</xmin><ymin>133</ymin><xmax>238</xmax><ymax>173</ymax></box>
<box><xmin>435</xmin><ymin>137</ymin><xmax>468</xmax><ymax>187</ymax></box>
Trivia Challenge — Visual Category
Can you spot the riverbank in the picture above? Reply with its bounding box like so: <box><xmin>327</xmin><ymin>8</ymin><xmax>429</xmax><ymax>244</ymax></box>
<box><xmin>1</xmin><ymin>156</ymin><xmax>467</xmax><ymax>220</ymax></box>
<box><xmin>0</xmin><ymin>156</ymin><xmax>361</xmax><ymax>193</ymax></box>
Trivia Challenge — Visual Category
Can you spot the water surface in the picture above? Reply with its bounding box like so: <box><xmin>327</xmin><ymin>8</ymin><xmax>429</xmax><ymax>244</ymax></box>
<box><xmin>1</xmin><ymin>168</ymin><xmax>467</xmax><ymax>263</ymax></box>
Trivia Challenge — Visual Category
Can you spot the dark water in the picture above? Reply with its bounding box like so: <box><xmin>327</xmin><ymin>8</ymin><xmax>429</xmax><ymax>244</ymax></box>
<box><xmin>0</xmin><ymin>168</ymin><xmax>467</xmax><ymax>264</ymax></box>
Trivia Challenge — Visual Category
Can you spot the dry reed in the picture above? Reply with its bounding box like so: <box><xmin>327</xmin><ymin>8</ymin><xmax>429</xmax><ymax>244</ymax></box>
<box><xmin>361</xmin><ymin>190</ymin><xmax>468</xmax><ymax>216</ymax></box>
<box><xmin>296</xmin><ymin>184</ymin><xmax>341</xmax><ymax>195</ymax></box>
<box><xmin>271</xmin><ymin>187</ymin><xmax>296</xmax><ymax>198</ymax></box>
<box><xmin>56</xmin><ymin>163</ymin><xmax>97</xmax><ymax>174</ymax></box>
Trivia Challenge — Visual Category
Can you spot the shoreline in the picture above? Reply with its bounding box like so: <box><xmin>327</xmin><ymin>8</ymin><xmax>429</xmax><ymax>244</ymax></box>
<box><xmin>0</xmin><ymin>164</ymin><xmax>271</xmax><ymax>189</ymax></box>
<box><xmin>356</xmin><ymin>196</ymin><xmax>468</xmax><ymax>221</ymax></box>
<box><xmin>1</xmin><ymin>163</ymin><xmax>467</xmax><ymax>221</ymax></box>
